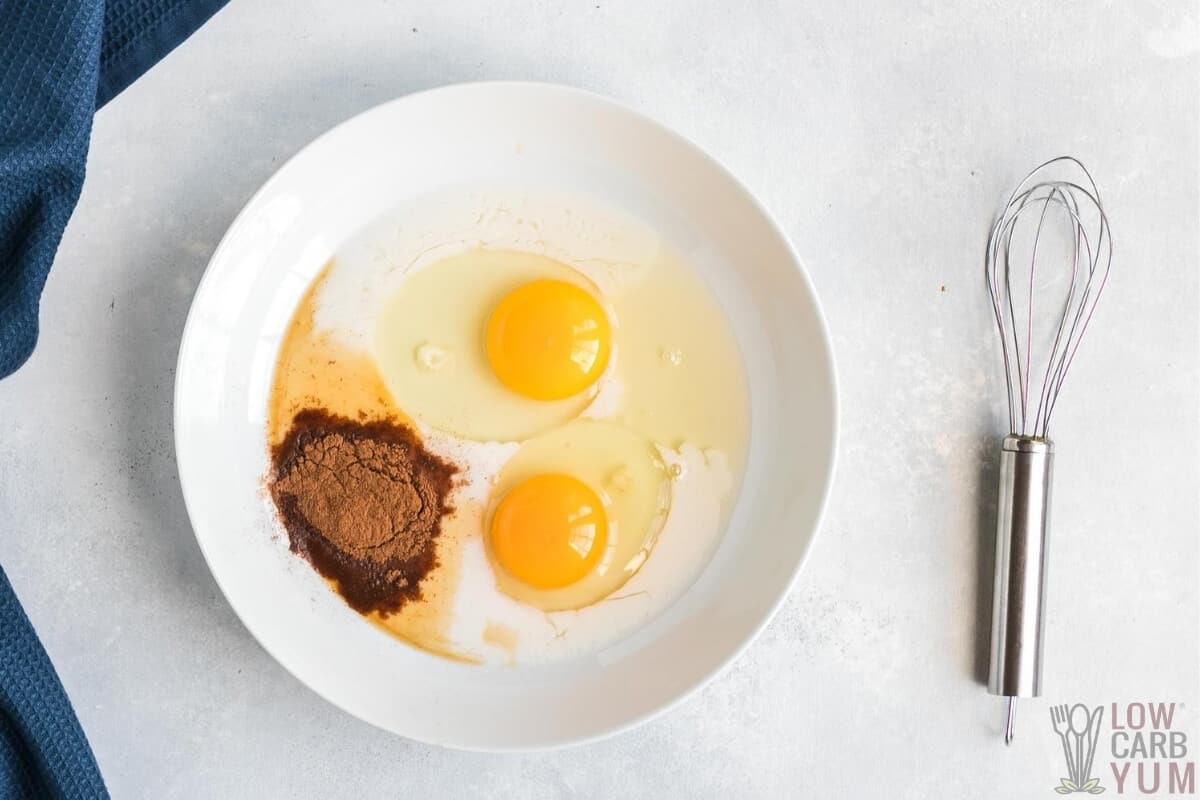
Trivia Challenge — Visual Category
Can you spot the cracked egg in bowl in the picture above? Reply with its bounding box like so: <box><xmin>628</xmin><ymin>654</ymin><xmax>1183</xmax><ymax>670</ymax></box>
<box><xmin>175</xmin><ymin>83</ymin><xmax>836</xmax><ymax>749</ymax></box>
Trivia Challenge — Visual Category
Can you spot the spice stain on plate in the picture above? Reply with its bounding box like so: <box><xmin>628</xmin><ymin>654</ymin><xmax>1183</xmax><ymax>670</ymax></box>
<box><xmin>482</xmin><ymin>622</ymin><xmax>519</xmax><ymax>664</ymax></box>
<box><xmin>369</xmin><ymin>504</ymin><xmax>481</xmax><ymax>664</ymax></box>
<box><xmin>267</xmin><ymin>262</ymin><xmax>407</xmax><ymax>450</ymax></box>
<box><xmin>266</xmin><ymin>262</ymin><xmax>463</xmax><ymax>660</ymax></box>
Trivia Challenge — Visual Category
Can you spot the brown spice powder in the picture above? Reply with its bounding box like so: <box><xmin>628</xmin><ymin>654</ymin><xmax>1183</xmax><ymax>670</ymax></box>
<box><xmin>269</xmin><ymin>408</ymin><xmax>457</xmax><ymax>614</ymax></box>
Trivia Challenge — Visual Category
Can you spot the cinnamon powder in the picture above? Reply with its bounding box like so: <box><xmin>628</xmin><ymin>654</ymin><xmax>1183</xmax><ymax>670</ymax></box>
<box><xmin>269</xmin><ymin>408</ymin><xmax>457</xmax><ymax>614</ymax></box>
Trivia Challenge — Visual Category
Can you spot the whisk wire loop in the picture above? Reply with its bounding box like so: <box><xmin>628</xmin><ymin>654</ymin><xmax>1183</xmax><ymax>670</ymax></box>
<box><xmin>985</xmin><ymin>156</ymin><xmax>1112</xmax><ymax>439</ymax></box>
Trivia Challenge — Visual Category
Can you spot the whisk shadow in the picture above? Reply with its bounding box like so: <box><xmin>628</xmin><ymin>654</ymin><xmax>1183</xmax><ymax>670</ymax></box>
<box><xmin>970</xmin><ymin>442</ymin><xmax>1000</xmax><ymax>686</ymax></box>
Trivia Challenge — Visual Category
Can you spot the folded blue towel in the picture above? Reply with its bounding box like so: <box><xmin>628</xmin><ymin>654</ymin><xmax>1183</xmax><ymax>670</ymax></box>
<box><xmin>2</xmin><ymin>1</ymin><xmax>227</xmax><ymax>796</ymax></box>
<box><xmin>1</xmin><ymin>568</ymin><xmax>107</xmax><ymax>799</ymax></box>
<box><xmin>1</xmin><ymin>0</ymin><xmax>228</xmax><ymax>378</ymax></box>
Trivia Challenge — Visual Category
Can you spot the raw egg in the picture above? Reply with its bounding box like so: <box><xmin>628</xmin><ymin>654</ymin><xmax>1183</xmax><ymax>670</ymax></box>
<box><xmin>485</xmin><ymin>419</ymin><xmax>669</xmax><ymax>611</ymax></box>
<box><xmin>375</xmin><ymin>250</ymin><xmax>613</xmax><ymax>441</ymax></box>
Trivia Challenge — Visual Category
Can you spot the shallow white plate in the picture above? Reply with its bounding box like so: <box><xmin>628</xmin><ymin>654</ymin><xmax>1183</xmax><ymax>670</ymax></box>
<box><xmin>175</xmin><ymin>82</ymin><xmax>837</xmax><ymax>750</ymax></box>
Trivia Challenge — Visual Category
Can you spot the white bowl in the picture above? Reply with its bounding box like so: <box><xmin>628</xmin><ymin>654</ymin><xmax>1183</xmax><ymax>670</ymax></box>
<box><xmin>174</xmin><ymin>82</ymin><xmax>838</xmax><ymax>750</ymax></box>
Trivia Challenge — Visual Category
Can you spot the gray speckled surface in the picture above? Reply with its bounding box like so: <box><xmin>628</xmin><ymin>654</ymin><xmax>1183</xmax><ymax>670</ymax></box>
<box><xmin>1</xmin><ymin>1</ymin><xmax>1197</xmax><ymax>797</ymax></box>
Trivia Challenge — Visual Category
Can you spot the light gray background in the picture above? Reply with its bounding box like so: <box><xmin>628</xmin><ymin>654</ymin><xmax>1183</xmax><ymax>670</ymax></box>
<box><xmin>1</xmin><ymin>1</ymin><xmax>1197</xmax><ymax>797</ymax></box>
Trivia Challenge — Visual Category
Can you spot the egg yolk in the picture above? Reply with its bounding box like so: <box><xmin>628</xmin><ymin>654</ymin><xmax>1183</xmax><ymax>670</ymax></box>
<box><xmin>489</xmin><ymin>474</ymin><xmax>608</xmax><ymax>590</ymax></box>
<box><xmin>485</xmin><ymin>279</ymin><xmax>611</xmax><ymax>401</ymax></box>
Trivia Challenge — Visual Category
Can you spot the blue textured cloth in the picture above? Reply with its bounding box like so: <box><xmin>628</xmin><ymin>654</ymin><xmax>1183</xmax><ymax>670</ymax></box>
<box><xmin>1</xmin><ymin>568</ymin><xmax>107</xmax><ymax>799</ymax></box>
<box><xmin>2</xmin><ymin>0</ymin><xmax>229</xmax><ymax>378</ymax></box>
<box><xmin>2</xmin><ymin>1</ymin><xmax>227</xmax><ymax>797</ymax></box>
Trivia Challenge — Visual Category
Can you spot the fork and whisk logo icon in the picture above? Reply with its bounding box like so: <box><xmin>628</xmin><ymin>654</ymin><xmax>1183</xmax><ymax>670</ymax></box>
<box><xmin>1051</xmin><ymin>704</ymin><xmax>1106</xmax><ymax>794</ymax></box>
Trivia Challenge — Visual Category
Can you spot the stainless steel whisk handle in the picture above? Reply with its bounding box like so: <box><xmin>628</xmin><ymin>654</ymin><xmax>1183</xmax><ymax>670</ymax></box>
<box><xmin>988</xmin><ymin>435</ymin><xmax>1054</xmax><ymax>741</ymax></box>
<box><xmin>981</xmin><ymin>157</ymin><xmax>1110</xmax><ymax>745</ymax></box>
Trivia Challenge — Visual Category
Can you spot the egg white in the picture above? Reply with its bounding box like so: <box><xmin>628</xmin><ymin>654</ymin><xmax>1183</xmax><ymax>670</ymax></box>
<box><xmin>419</xmin><ymin>430</ymin><xmax>730</xmax><ymax>664</ymax></box>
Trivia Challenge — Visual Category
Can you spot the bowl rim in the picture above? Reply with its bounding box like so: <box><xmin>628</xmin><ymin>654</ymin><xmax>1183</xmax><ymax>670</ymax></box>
<box><xmin>173</xmin><ymin>79</ymin><xmax>840</xmax><ymax>751</ymax></box>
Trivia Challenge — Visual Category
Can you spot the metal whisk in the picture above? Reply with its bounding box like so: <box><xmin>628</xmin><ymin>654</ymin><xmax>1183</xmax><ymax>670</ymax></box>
<box><xmin>983</xmin><ymin>156</ymin><xmax>1112</xmax><ymax>745</ymax></box>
